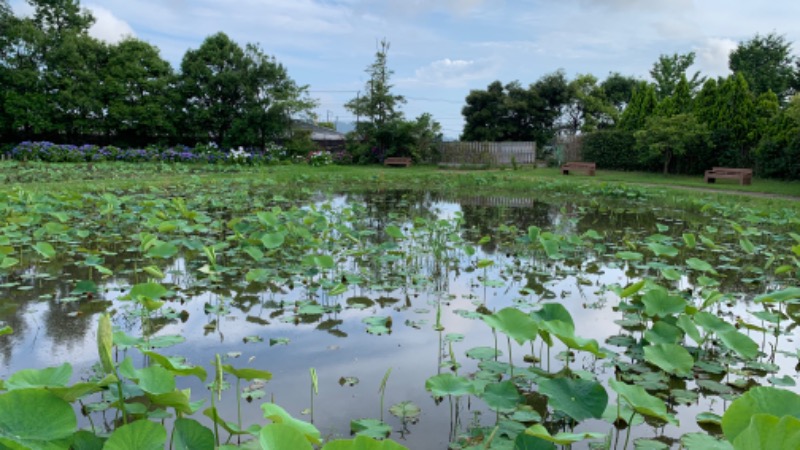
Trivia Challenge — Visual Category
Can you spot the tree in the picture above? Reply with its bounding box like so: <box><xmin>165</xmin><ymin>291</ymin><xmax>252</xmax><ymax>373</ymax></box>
<box><xmin>713</xmin><ymin>73</ymin><xmax>756</xmax><ymax>166</ymax></box>
<box><xmin>619</xmin><ymin>82</ymin><xmax>657</xmax><ymax>130</ymax></box>
<box><xmin>729</xmin><ymin>32</ymin><xmax>796</xmax><ymax>100</ymax></box>
<box><xmin>231</xmin><ymin>43</ymin><xmax>314</xmax><ymax>149</ymax></box>
<box><xmin>345</xmin><ymin>39</ymin><xmax>405</xmax><ymax>134</ymax></box>
<box><xmin>560</xmin><ymin>73</ymin><xmax>617</xmax><ymax>134</ymax></box>
<box><xmin>179</xmin><ymin>32</ymin><xmax>250</xmax><ymax>146</ymax></box>
<box><xmin>650</xmin><ymin>52</ymin><xmax>705</xmax><ymax>99</ymax></box>
<box><xmin>104</xmin><ymin>38</ymin><xmax>176</xmax><ymax>146</ymax></box>
<box><xmin>635</xmin><ymin>113</ymin><xmax>711</xmax><ymax>174</ymax></box>
<box><xmin>461</xmin><ymin>71</ymin><xmax>569</xmax><ymax>146</ymax></box>
<box><xmin>601</xmin><ymin>72</ymin><xmax>639</xmax><ymax>112</ymax></box>
<box><xmin>655</xmin><ymin>75</ymin><xmax>692</xmax><ymax>117</ymax></box>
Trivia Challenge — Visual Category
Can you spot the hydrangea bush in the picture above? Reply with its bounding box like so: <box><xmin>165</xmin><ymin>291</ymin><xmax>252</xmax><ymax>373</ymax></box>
<box><xmin>4</xmin><ymin>141</ymin><xmax>332</xmax><ymax>166</ymax></box>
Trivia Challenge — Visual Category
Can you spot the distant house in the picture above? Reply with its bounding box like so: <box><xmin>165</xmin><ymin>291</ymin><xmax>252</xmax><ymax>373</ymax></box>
<box><xmin>291</xmin><ymin>121</ymin><xmax>347</xmax><ymax>152</ymax></box>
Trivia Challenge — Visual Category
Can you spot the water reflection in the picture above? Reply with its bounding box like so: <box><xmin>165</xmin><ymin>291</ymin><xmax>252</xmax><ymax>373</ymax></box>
<box><xmin>0</xmin><ymin>189</ymin><xmax>796</xmax><ymax>449</ymax></box>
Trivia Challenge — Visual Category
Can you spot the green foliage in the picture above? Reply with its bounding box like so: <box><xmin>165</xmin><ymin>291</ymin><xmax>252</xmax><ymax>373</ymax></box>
<box><xmin>619</xmin><ymin>82</ymin><xmax>658</xmax><ymax>131</ymax></box>
<box><xmin>635</xmin><ymin>113</ymin><xmax>712</xmax><ymax>174</ymax></box>
<box><xmin>461</xmin><ymin>71</ymin><xmax>570</xmax><ymax>146</ymax></box>
<box><xmin>649</xmin><ymin>52</ymin><xmax>705</xmax><ymax>99</ymax></box>
<box><xmin>730</xmin><ymin>32</ymin><xmax>796</xmax><ymax>99</ymax></box>
<box><xmin>581</xmin><ymin>129</ymin><xmax>639</xmax><ymax>170</ymax></box>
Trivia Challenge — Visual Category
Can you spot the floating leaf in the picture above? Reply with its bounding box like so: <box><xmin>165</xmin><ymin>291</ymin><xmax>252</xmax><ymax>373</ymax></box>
<box><xmin>616</xmin><ymin>251</ymin><xmax>643</xmax><ymax>261</ymax></box>
<box><xmin>147</xmin><ymin>242</ymin><xmax>178</xmax><ymax>259</ymax></box>
<box><xmin>482</xmin><ymin>307</ymin><xmax>538</xmax><ymax>345</ymax></box>
<box><xmin>523</xmin><ymin>424</ymin><xmax>606</xmax><ymax>445</ymax></box>
<box><xmin>259</xmin><ymin>423</ymin><xmax>313</xmax><ymax>450</ymax></box>
<box><xmin>538</xmin><ymin>378</ymin><xmax>607</xmax><ymax>421</ymax></box>
<box><xmin>609</xmin><ymin>379</ymin><xmax>677</xmax><ymax>425</ymax></box>
<box><xmin>643</xmin><ymin>344</ymin><xmax>694</xmax><ymax>377</ymax></box>
<box><xmin>0</xmin><ymin>389</ymin><xmax>76</xmax><ymax>447</ymax></box>
<box><xmin>722</xmin><ymin>387</ymin><xmax>800</xmax><ymax>443</ymax></box>
<box><xmin>173</xmin><ymin>418</ymin><xmax>214</xmax><ymax>450</ymax></box>
<box><xmin>103</xmin><ymin>419</ymin><xmax>166</xmax><ymax>450</ymax></box>
<box><xmin>647</xmin><ymin>243</ymin><xmax>678</xmax><ymax>258</ymax></box>
<box><xmin>350</xmin><ymin>419</ymin><xmax>391</xmax><ymax>440</ymax></box>
<box><xmin>6</xmin><ymin>363</ymin><xmax>72</xmax><ymax>389</ymax></box>
<box><xmin>425</xmin><ymin>374</ymin><xmax>475</xmax><ymax>397</ymax></box>
<box><xmin>389</xmin><ymin>401</ymin><xmax>421</xmax><ymax>422</ymax></box>
<box><xmin>686</xmin><ymin>258</ymin><xmax>718</xmax><ymax>275</ymax></box>
<box><xmin>481</xmin><ymin>381</ymin><xmax>522</xmax><ymax>413</ymax></box>
<box><xmin>32</xmin><ymin>241</ymin><xmax>56</xmax><ymax>259</ymax></box>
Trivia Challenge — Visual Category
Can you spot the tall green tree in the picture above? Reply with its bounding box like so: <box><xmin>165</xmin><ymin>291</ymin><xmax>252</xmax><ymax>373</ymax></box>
<box><xmin>179</xmin><ymin>32</ymin><xmax>250</xmax><ymax>146</ymax></box>
<box><xmin>635</xmin><ymin>113</ymin><xmax>711</xmax><ymax>174</ymax></box>
<box><xmin>231</xmin><ymin>43</ymin><xmax>314</xmax><ymax>149</ymax></box>
<box><xmin>656</xmin><ymin>75</ymin><xmax>693</xmax><ymax>117</ymax></box>
<box><xmin>619</xmin><ymin>82</ymin><xmax>657</xmax><ymax>130</ymax></box>
<box><xmin>754</xmin><ymin>94</ymin><xmax>800</xmax><ymax>178</ymax></box>
<box><xmin>729</xmin><ymin>32</ymin><xmax>796</xmax><ymax>100</ymax></box>
<box><xmin>561</xmin><ymin>73</ymin><xmax>617</xmax><ymax>134</ymax></box>
<box><xmin>345</xmin><ymin>39</ymin><xmax>405</xmax><ymax>132</ymax></box>
<box><xmin>461</xmin><ymin>71</ymin><xmax>569</xmax><ymax>146</ymax></box>
<box><xmin>104</xmin><ymin>38</ymin><xmax>176</xmax><ymax>146</ymax></box>
<box><xmin>713</xmin><ymin>73</ymin><xmax>756</xmax><ymax>166</ymax></box>
<box><xmin>600</xmin><ymin>72</ymin><xmax>639</xmax><ymax>112</ymax></box>
<box><xmin>650</xmin><ymin>52</ymin><xmax>705</xmax><ymax>99</ymax></box>
<box><xmin>693</xmin><ymin>78</ymin><xmax>720</xmax><ymax>125</ymax></box>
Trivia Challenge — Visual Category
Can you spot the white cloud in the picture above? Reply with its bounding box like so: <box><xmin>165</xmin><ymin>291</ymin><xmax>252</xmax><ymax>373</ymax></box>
<box><xmin>406</xmin><ymin>58</ymin><xmax>497</xmax><ymax>88</ymax></box>
<box><xmin>87</xmin><ymin>5</ymin><xmax>134</xmax><ymax>43</ymax></box>
<box><xmin>694</xmin><ymin>37</ymin><xmax>736</xmax><ymax>78</ymax></box>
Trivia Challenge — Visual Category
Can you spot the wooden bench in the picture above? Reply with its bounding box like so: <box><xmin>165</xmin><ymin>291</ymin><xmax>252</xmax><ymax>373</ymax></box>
<box><xmin>561</xmin><ymin>162</ymin><xmax>596</xmax><ymax>176</ymax></box>
<box><xmin>384</xmin><ymin>157</ymin><xmax>412</xmax><ymax>167</ymax></box>
<box><xmin>704</xmin><ymin>167</ymin><xmax>752</xmax><ymax>185</ymax></box>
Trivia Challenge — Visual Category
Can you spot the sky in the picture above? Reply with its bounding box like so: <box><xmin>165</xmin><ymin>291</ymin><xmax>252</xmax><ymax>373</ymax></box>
<box><xmin>9</xmin><ymin>0</ymin><xmax>800</xmax><ymax>138</ymax></box>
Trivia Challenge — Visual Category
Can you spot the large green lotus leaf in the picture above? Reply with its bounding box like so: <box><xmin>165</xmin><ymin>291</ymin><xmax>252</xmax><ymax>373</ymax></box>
<box><xmin>680</xmin><ymin>433</ymin><xmax>733</xmax><ymax>450</ymax></box>
<box><xmin>222</xmin><ymin>365</ymin><xmax>273</xmax><ymax>381</ymax></box>
<box><xmin>389</xmin><ymin>401</ymin><xmax>421</xmax><ymax>422</ymax></box>
<box><xmin>465</xmin><ymin>346</ymin><xmax>502</xmax><ymax>361</ymax></box>
<box><xmin>693</xmin><ymin>311</ymin><xmax>729</xmax><ymax>333</ymax></box>
<box><xmin>616</xmin><ymin>251</ymin><xmax>643</xmax><ymax>261</ymax></box>
<box><xmin>718</xmin><ymin>329</ymin><xmax>759</xmax><ymax>359</ymax></box>
<box><xmin>482</xmin><ymin>307</ymin><xmax>538</xmax><ymax>344</ymax></box>
<box><xmin>644</xmin><ymin>321</ymin><xmax>683</xmax><ymax>345</ymax></box>
<box><xmin>261</xmin><ymin>232</ymin><xmax>285</xmax><ymax>249</ymax></box>
<box><xmin>523</xmin><ymin>424</ymin><xmax>606</xmax><ymax>445</ymax></box>
<box><xmin>103</xmin><ymin>420</ymin><xmax>166</xmax><ymax>450</ymax></box>
<box><xmin>146</xmin><ymin>389</ymin><xmax>196</xmax><ymax>415</ymax></box>
<box><xmin>71</xmin><ymin>429</ymin><xmax>104</xmax><ymax>450</ymax></box>
<box><xmin>609</xmin><ymin>379</ymin><xmax>677</xmax><ymax>425</ymax></box>
<box><xmin>481</xmin><ymin>381</ymin><xmax>522</xmax><ymax>413</ymax></box>
<box><xmin>754</xmin><ymin>287</ymin><xmax>800</xmax><ymax>304</ymax></box>
<box><xmin>146</xmin><ymin>242</ymin><xmax>178</xmax><ymax>258</ymax></box>
<box><xmin>137</xmin><ymin>366</ymin><xmax>176</xmax><ymax>395</ymax></box>
<box><xmin>532</xmin><ymin>303</ymin><xmax>574</xmax><ymax>332</ymax></box>
<box><xmin>259</xmin><ymin>423</ymin><xmax>313</xmax><ymax>450</ymax></box>
<box><xmin>543</xmin><ymin>320</ymin><xmax>605</xmax><ymax>357</ymax></box>
<box><xmin>425</xmin><ymin>374</ymin><xmax>475</xmax><ymax>397</ymax></box>
<box><xmin>350</xmin><ymin>419</ymin><xmax>392</xmax><ymax>440</ymax></box>
<box><xmin>142</xmin><ymin>351</ymin><xmax>207</xmax><ymax>382</ymax></box>
<box><xmin>127</xmin><ymin>282</ymin><xmax>168</xmax><ymax>300</ymax></box>
<box><xmin>733</xmin><ymin>414</ymin><xmax>800</xmax><ymax>450</ymax></box>
<box><xmin>0</xmin><ymin>389</ymin><xmax>76</xmax><ymax>448</ymax></box>
<box><xmin>676</xmin><ymin>314</ymin><xmax>703</xmax><ymax>345</ymax></box>
<box><xmin>261</xmin><ymin>403</ymin><xmax>321</xmax><ymax>445</ymax></box>
<box><xmin>538</xmin><ymin>378</ymin><xmax>607</xmax><ymax>421</ymax></box>
<box><xmin>647</xmin><ymin>243</ymin><xmax>679</xmax><ymax>258</ymax></box>
<box><xmin>46</xmin><ymin>382</ymin><xmax>103</xmax><ymax>403</ymax></box>
<box><xmin>722</xmin><ymin>387</ymin><xmax>800</xmax><ymax>442</ymax></box>
<box><xmin>514</xmin><ymin>433</ymin><xmax>556</xmax><ymax>450</ymax></box>
<box><xmin>643</xmin><ymin>344</ymin><xmax>694</xmax><ymax>377</ymax></box>
<box><xmin>322</xmin><ymin>435</ymin><xmax>409</xmax><ymax>450</ymax></box>
<box><xmin>641</xmin><ymin>287</ymin><xmax>686</xmax><ymax>318</ymax></box>
<box><xmin>6</xmin><ymin>363</ymin><xmax>72</xmax><ymax>389</ymax></box>
<box><xmin>33</xmin><ymin>242</ymin><xmax>56</xmax><ymax>259</ymax></box>
<box><xmin>686</xmin><ymin>258</ymin><xmax>718</xmax><ymax>275</ymax></box>
<box><xmin>173</xmin><ymin>418</ymin><xmax>214</xmax><ymax>450</ymax></box>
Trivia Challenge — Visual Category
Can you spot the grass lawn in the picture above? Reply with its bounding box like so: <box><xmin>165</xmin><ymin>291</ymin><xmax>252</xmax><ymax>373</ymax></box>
<box><xmin>2</xmin><ymin>161</ymin><xmax>799</xmax><ymax>202</ymax></box>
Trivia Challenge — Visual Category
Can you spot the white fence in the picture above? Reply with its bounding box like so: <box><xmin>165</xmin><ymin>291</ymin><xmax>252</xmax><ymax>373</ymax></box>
<box><xmin>438</xmin><ymin>142</ymin><xmax>536</xmax><ymax>167</ymax></box>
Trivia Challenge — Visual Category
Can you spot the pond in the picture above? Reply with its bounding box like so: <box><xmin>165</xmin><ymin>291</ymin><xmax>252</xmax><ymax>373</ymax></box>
<box><xmin>0</xmin><ymin>185</ymin><xmax>798</xmax><ymax>449</ymax></box>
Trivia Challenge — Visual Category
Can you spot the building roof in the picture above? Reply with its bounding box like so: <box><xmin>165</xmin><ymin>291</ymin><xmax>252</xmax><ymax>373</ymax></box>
<box><xmin>292</xmin><ymin>121</ymin><xmax>347</xmax><ymax>141</ymax></box>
